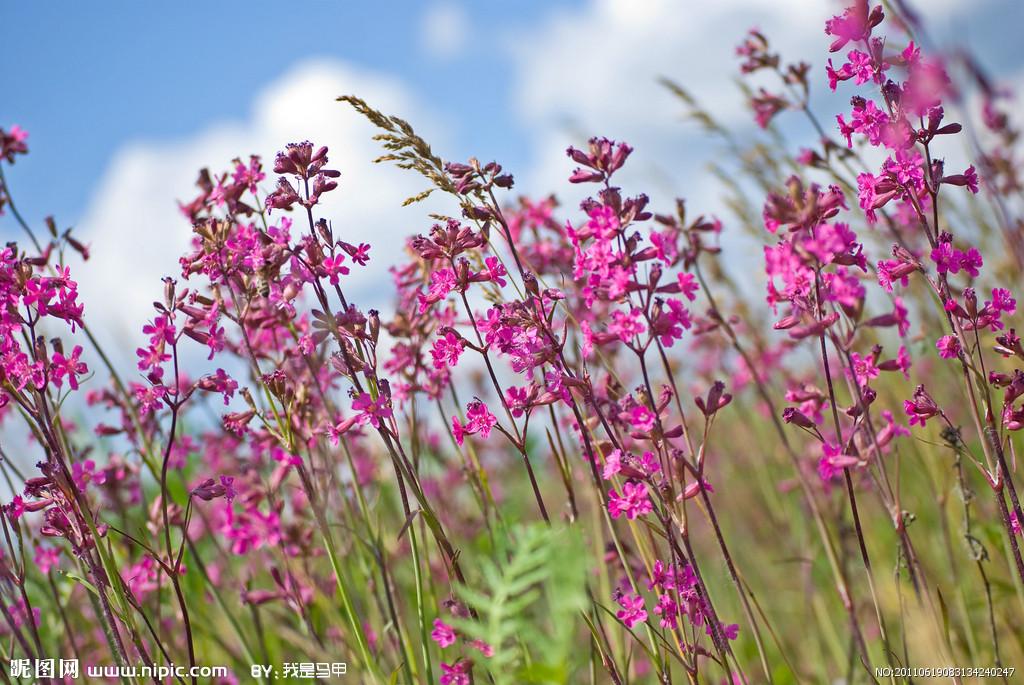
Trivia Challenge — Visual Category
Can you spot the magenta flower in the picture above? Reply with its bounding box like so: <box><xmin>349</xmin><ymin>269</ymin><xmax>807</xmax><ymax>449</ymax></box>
<box><xmin>431</xmin><ymin>618</ymin><xmax>456</xmax><ymax>648</ymax></box>
<box><xmin>505</xmin><ymin>386</ymin><xmax>528</xmax><ymax>418</ymax></box>
<box><xmin>602</xmin><ymin>449</ymin><xmax>623</xmax><ymax>480</ymax></box>
<box><xmin>961</xmin><ymin>248</ymin><xmax>983</xmax><ymax>278</ymax></box>
<box><xmin>352</xmin><ymin>392</ymin><xmax>392</xmax><ymax>428</ymax></box>
<box><xmin>628</xmin><ymin>406</ymin><xmax>657</xmax><ymax>433</ymax></box>
<box><xmin>231</xmin><ymin>155</ymin><xmax>265</xmax><ymax>193</ymax></box>
<box><xmin>608</xmin><ymin>308</ymin><xmax>645</xmax><ymax>343</ymax></box>
<box><xmin>451</xmin><ymin>415</ymin><xmax>467</xmax><ymax>446</ymax></box>
<box><xmin>465</xmin><ymin>400</ymin><xmax>497</xmax><ymax>439</ymax></box>
<box><xmin>192</xmin><ymin>477</ymin><xmax>234</xmax><ymax>502</ymax></box>
<box><xmin>991</xmin><ymin>288</ymin><xmax>1017</xmax><ymax>316</ymax></box>
<box><xmin>825</xmin><ymin>1</ymin><xmax>884</xmax><ymax>52</ymax></box>
<box><xmin>50</xmin><ymin>345</ymin><xmax>88</xmax><ymax>390</ymax></box>
<box><xmin>615</xmin><ymin>592</ymin><xmax>648</xmax><ymax>629</ymax></box>
<box><xmin>964</xmin><ymin>166</ymin><xmax>980</xmax><ymax>193</ymax></box>
<box><xmin>135</xmin><ymin>383</ymin><xmax>167</xmax><ymax>415</ymax></box>
<box><xmin>896</xmin><ymin>345</ymin><xmax>911</xmax><ymax>379</ymax></box>
<box><xmin>430</xmin><ymin>331</ymin><xmax>465</xmax><ymax>370</ymax></box>
<box><xmin>818</xmin><ymin>442</ymin><xmax>859</xmax><ymax>483</ymax></box>
<box><xmin>846</xmin><ymin>49</ymin><xmax>885</xmax><ymax>85</ymax></box>
<box><xmin>905</xmin><ymin>385</ymin><xmax>941</xmax><ymax>427</ymax></box>
<box><xmin>608</xmin><ymin>482</ymin><xmax>653</xmax><ymax>520</ymax></box>
<box><xmin>418</xmin><ymin>268</ymin><xmax>457</xmax><ymax>313</ymax></box>
<box><xmin>197</xmin><ymin>368</ymin><xmax>238</xmax><ymax>405</ymax></box>
<box><xmin>483</xmin><ymin>256</ymin><xmax>507</xmax><ymax>287</ymax></box>
<box><xmin>33</xmin><ymin>546</ymin><xmax>60</xmax><ymax>574</ymax></box>
<box><xmin>343</xmin><ymin>241</ymin><xmax>371</xmax><ymax>266</ymax></box>
<box><xmin>676</xmin><ymin>272</ymin><xmax>699</xmax><ymax>301</ymax></box>
<box><xmin>943</xmin><ymin>165</ymin><xmax>980</xmax><ymax>193</ymax></box>
<box><xmin>0</xmin><ymin>125</ymin><xmax>29</xmax><ymax>162</ymax></box>
<box><xmin>936</xmin><ymin>335</ymin><xmax>961</xmax><ymax>360</ymax></box>
<box><xmin>439</xmin><ymin>661</ymin><xmax>470</xmax><ymax>685</ymax></box>
<box><xmin>321</xmin><ymin>253</ymin><xmax>350</xmax><ymax>285</ymax></box>
<box><xmin>848</xmin><ymin>351</ymin><xmax>879</xmax><ymax>387</ymax></box>
<box><xmin>653</xmin><ymin>593</ymin><xmax>678</xmax><ymax>629</ymax></box>
<box><xmin>5</xmin><ymin>496</ymin><xmax>25</xmax><ymax>520</ymax></box>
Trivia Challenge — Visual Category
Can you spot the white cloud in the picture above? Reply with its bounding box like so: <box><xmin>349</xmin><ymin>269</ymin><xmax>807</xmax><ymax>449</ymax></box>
<box><xmin>505</xmin><ymin>0</ymin><xmax>992</xmax><ymax>206</ymax></box>
<box><xmin>419</xmin><ymin>3</ymin><xmax>469</xmax><ymax>61</ymax></box>
<box><xmin>75</xmin><ymin>59</ymin><xmax>449</xmax><ymax>361</ymax></box>
<box><xmin>74</xmin><ymin>0</ymin><xmax>1010</xmax><ymax>369</ymax></box>
<box><xmin>506</xmin><ymin>0</ymin><xmax>832</xmax><ymax>197</ymax></box>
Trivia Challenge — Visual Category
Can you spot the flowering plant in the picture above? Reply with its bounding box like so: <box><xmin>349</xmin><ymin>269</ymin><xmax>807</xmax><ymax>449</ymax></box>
<box><xmin>1</xmin><ymin>3</ymin><xmax>1023</xmax><ymax>683</ymax></box>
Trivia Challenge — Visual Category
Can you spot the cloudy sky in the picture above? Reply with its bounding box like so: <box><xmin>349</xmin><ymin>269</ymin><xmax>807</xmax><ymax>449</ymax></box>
<box><xmin>3</xmin><ymin>0</ymin><xmax>1022</xmax><ymax>356</ymax></box>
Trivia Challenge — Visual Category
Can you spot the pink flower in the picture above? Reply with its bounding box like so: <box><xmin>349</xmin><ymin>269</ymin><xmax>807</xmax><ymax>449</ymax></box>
<box><xmin>654</xmin><ymin>593</ymin><xmax>678</xmax><ymax>628</ymax></box>
<box><xmin>431</xmin><ymin>331</ymin><xmax>465</xmax><ymax>369</ymax></box>
<box><xmin>846</xmin><ymin>49</ymin><xmax>885</xmax><ymax>85</ymax></box>
<box><xmin>469</xmin><ymin>639</ymin><xmax>494</xmax><ymax>657</ymax></box>
<box><xmin>905</xmin><ymin>385</ymin><xmax>941</xmax><ymax>427</ymax></box>
<box><xmin>439</xmin><ymin>661</ymin><xmax>470</xmax><ymax>685</ymax></box>
<box><xmin>505</xmin><ymin>386</ymin><xmax>528</xmax><ymax>417</ymax></box>
<box><xmin>962</xmin><ymin>248</ymin><xmax>983</xmax><ymax>278</ymax></box>
<box><xmin>321</xmin><ymin>254</ymin><xmax>350</xmax><ymax>285</ymax></box>
<box><xmin>135</xmin><ymin>383</ymin><xmax>167</xmax><ymax>415</ymax></box>
<box><xmin>192</xmin><ymin>476</ymin><xmax>235</xmax><ymax>502</ymax></box>
<box><xmin>0</xmin><ymin>125</ymin><xmax>29</xmax><ymax>162</ymax></box>
<box><xmin>944</xmin><ymin>165</ymin><xmax>979</xmax><ymax>193</ymax></box>
<box><xmin>232</xmin><ymin>155</ymin><xmax>265</xmax><ymax>193</ymax></box>
<box><xmin>34</xmin><ymin>546</ymin><xmax>60</xmax><ymax>574</ymax></box>
<box><xmin>628</xmin><ymin>405</ymin><xmax>657</xmax><ymax>432</ymax></box>
<box><xmin>451</xmin><ymin>415</ymin><xmax>467</xmax><ymax>446</ymax></box>
<box><xmin>483</xmin><ymin>256</ymin><xmax>507</xmax><ymax>287</ymax></box>
<box><xmin>893</xmin><ymin>298</ymin><xmax>910</xmax><ymax>336</ymax></box>
<box><xmin>936</xmin><ymin>335</ymin><xmax>961</xmax><ymax>359</ymax></box>
<box><xmin>431</xmin><ymin>618</ymin><xmax>456</xmax><ymax>648</ymax></box>
<box><xmin>751</xmin><ymin>90</ymin><xmax>787</xmax><ymax>128</ymax></box>
<box><xmin>418</xmin><ymin>269</ymin><xmax>457</xmax><ymax>313</ymax></box>
<box><xmin>818</xmin><ymin>442</ymin><xmax>859</xmax><ymax>482</ymax></box>
<box><xmin>849</xmin><ymin>100</ymin><xmax>889</xmax><ymax>147</ymax></box>
<box><xmin>602</xmin><ymin>449</ymin><xmax>623</xmax><ymax>480</ymax></box>
<box><xmin>991</xmin><ymin>288</ymin><xmax>1016</xmax><ymax>316</ymax></box>
<box><xmin>197</xmin><ymin>368</ymin><xmax>238</xmax><ymax>405</ymax></box>
<box><xmin>637</xmin><ymin>451</ymin><xmax>661</xmax><ymax>476</ymax></box>
<box><xmin>877</xmin><ymin>260</ymin><xmax>914</xmax><ymax>292</ymax></box>
<box><xmin>352</xmin><ymin>392</ymin><xmax>392</xmax><ymax>428</ymax></box>
<box><xmin>616</xmin><ymin>593</ymin><xmax>648</xmax><ymax>629</ymax></box>
<box><xmin>964</xmin><ymin>166</ymin><xmax>979</xmax><ymax>193</ymax></box>
<box><xmin>825</xmin><ymin>2</ymin><xmax>883</xmax><ymax>52</ymax></box>
<box><xmin>896</xmin><ymin>345</ymin><xmax>911</xmax><ymax>379</ymax></box>
<box><xmin>5</xmin><ymin>496</ymin><xmax>25</xmax><ymax>520</ymax></box>
<box><xmin>608</xmin><ymin>308</ymin><xmax>646</xmax><ymax>343</ymax></box>
<box><xmin>465</xmin><ymin>401</ymin><xmax>497</xmax><ymax>439</ymax></box>
<box><xmin>50</xmin><ymin>345</ymin><xmax>88</xmax><ymax>390</ymax></box>
<box><xmin>930</xmin><ymin>241</ymin><xmax>960</xmax><ymax>275</ymax></box>
<box><xmin>677</xmin><ymin>272</ymin><xmax>699</xmax><ymax>301</ymax></box>
<box><xmin>346</xmin><ymin>242</ymin><xmax>371</xmax><ymax>266</ymax></box>
<box><xmin>848</xmin><ymin>351</ymin><xmax>879</xmax><ymax>387</ymax></box>
<box><xmin>930</xmin><ymin>241</ymin><xmax>983</xmax><ymax>278</ymax></box>
<box><xmin>608</xmin><ymin>482</ymin><xmax>653</xmax><ymax>520</ymax></box>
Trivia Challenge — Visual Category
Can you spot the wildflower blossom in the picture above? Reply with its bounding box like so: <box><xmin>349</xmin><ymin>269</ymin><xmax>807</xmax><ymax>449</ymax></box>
<box><xmin>615</xmin><ymin>593</ymin><xmax>648</xmax><ymax>629</ymax></box>
<box><xmin>431</xmin><ymin>619</ymin><xmax>456</xmax><ymax>648</ymax></box>
<box><xmin>608</xmin><ymin>482</ymin><xmax>653</xmax><ymax>520</ymax></box>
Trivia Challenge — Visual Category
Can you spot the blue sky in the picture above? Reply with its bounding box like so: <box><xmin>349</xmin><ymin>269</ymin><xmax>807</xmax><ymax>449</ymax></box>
<box><xmin>2</xmin><ymin>0</ymin><xmax>1022</xmax><ymax>349</ymax></box>
<box><xmin>5</xmin><ymin>0</ymin><xmax>1017</xmax><ymax>228</ymax></box>
<box><xmin>2</xmin><ymin>1</ymin><xmax>575</xmax><ymax>225</ymax></box>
